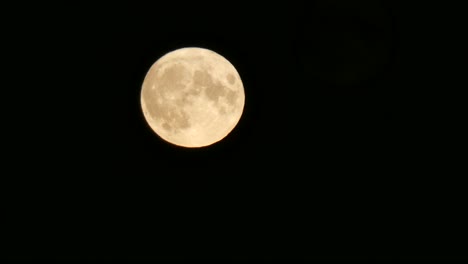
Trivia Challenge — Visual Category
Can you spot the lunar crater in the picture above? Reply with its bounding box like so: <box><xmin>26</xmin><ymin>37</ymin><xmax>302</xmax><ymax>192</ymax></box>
<box><xmin>226</xmin><ymin>73</ymin><xmax>236</xmax><ymax>85</ymax></box>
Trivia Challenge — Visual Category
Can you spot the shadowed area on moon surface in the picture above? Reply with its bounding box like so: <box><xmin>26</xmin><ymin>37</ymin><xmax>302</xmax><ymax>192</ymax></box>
<box><xmin>193</xmin><ymin>69</ymin><xmax>239</xmax><ymax>113</ymax></box>
<box><xmin>141</xmin><ymin>48</ymin><xmax>244</xmax><ymax>147</ymax></box>
<box><xmin>143</xmin><ymin>63</ymin><xmax>192</xmax><ymax>133</ymax></box>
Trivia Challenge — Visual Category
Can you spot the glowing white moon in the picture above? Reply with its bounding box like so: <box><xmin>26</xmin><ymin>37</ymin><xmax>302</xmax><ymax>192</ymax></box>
<box><xmin>141</xmin><ymin>47</ymin><xmax>245</xmax><ymax>148</ymax></box>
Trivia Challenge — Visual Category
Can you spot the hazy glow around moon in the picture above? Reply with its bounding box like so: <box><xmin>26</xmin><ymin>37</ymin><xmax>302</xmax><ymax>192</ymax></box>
<box><xmin>141</xmin><ymin>47</ymin><xmax>245</xmax><ymax>148</ymax></box>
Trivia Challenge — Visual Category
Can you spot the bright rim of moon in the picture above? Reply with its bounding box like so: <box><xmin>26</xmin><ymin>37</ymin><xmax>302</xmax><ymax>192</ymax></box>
<box><xmin>141</xmin><ymin>47</ymin><xmax>245</xmax><ymax>148</ymax></box>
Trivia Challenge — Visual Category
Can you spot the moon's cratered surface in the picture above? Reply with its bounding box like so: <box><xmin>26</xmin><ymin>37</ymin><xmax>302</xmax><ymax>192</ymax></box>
<box><xmin>141</xmin><ymin>47</ymin><xmax>245</xmax><ymax>148</ymax></box>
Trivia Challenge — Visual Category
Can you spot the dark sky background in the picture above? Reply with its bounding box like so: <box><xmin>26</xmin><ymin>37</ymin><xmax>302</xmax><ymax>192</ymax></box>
<box><xmin>4</xmin><ymin>0</ymin><xmax>466</xmax><ymax>262</ymax></box>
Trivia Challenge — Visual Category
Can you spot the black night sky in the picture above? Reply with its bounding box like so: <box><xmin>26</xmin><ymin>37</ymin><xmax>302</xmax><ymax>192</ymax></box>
<box><xmin>4</xmin><ymin>1</ymin><xmax>466</xmax><ymax>262</ymax></box>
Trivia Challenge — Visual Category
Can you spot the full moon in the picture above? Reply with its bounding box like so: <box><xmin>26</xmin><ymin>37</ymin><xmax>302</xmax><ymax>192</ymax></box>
<box><xmin>141</xmin><ymin>47</ymin><xmax>245</xmax><ymax>148</ymax></box>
